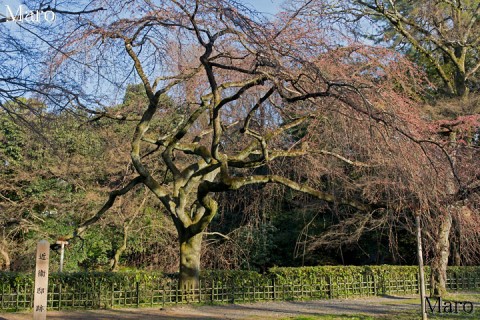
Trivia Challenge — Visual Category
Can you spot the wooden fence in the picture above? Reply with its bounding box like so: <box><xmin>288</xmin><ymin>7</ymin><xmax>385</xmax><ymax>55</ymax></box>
<box><xmin>1</xmin><ymin>267</ymin><xmax>479</xmax><ymax>311</ymax></box>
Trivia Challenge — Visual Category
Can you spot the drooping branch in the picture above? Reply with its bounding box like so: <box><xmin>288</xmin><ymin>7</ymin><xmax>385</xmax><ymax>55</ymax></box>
<box><xmin>242</xmin><ymin>86</ymin><xmax>275</xmax><ymax>132</ymax></box>
<box><xmin>190</xmin><ymin>173</ymin><xmax>377</xmax><ymax>236</ymax></box>
<box><xmin>73</xmin><ymin>176</ymin><xmax>145</xmax><ymax>238</ymax></box>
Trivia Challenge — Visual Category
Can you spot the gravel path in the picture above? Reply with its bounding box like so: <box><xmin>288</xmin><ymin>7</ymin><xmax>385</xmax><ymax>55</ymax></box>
<box><xmin>0</xmin><ymin>295</ymin><xmax>422</xmax><ymax>319</ymax></box>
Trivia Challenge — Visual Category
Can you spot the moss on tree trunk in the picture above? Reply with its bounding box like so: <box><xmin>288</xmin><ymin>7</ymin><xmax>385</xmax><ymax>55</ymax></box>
<box><xmin>179</xmin><ymin>232</ymin><xmax>202</xmax><ymax>301</ymax></box>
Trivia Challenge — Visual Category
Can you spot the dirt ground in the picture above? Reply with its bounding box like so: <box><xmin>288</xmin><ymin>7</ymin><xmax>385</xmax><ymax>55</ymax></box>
<box><xmin>0</xmin><ymin>295</ymin><xmax>422</xmax><ymax>320</ymax></box>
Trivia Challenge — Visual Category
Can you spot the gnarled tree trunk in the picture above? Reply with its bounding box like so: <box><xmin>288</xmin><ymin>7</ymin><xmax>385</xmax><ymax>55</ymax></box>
<box><xmin>178</xmin><ymin>231</ymin><xmax>202</xmax><ymax>301</ymax></box>
<box><xmin>430</xmin><ymin>211</ymin><xmax>452</xmax><ymax>297</ymax></box>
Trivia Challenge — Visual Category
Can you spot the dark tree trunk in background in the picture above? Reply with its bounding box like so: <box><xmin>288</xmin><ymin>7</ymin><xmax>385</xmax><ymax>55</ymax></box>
<box><xmin>110</xmin><ymin>225</ymin><xmax>128</xmax><ymax>271</ymax></box>
<box><xmin>451</xmin><ymin>212</ymin><xmax>462</xmax><ymax>266</ymax></box>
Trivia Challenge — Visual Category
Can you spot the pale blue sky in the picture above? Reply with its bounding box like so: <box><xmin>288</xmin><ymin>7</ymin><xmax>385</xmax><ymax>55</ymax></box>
<box><xmin>0</xmin><ymin>0</ymin><xmax>20</xmax><ymax>16</ymax></box>
<box><xmin>243</xmin><ymin>0</ymin><xmax>281</xmax><ymax>15</ymax></box>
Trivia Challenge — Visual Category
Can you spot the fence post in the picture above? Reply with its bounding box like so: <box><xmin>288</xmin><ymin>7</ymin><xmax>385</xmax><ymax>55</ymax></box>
<box><xmin>123</xmin><ymin>283</ymin><xmax>127</xmax><ymax>306</ymax></box>
<box><xmin>383</xmin><ymin>273</ymin><xmax>387</xmax><ymax>295</ymax></box>
<box><xmin>252</xmin><ymin>280</ymin><xmax>256</xmax><ymax>302</ymax></box>
<box><xmin>210</xmin><ymin>280</ymin><xmax>214</xmax><ymax>302</ymax></box>
<box><xmin>71</xmin><ymin>284</ymin><xmax>75</xmax><ymax>308</ymax></box>
<box><xmin>161</xmin><ymin>282</ymin><xmax>165</xmax><ymax>308</ymax></box>
<box><xmin>231</xmin><ymin>279</ymin><xmax>235</xmax><ymax>304</ymax></box>
<box><xmin>370</xmin><ymin>275</ymin><xmax>374</xmax><ymax>296</ymax></box>
<box><xmin>199</xmin><ymin>279</ymin><xmax>202</xmax><ymax>303</ymax></box>
<box><xmin>98</xmin><ymin>282</ymin><xmax>102</xmax><ymax>309</ymax></box>
<box><xmin>455</xmin><ymin>272</ymin><xmax>458</xmax><ymax>291</ymax></box>
<box><xmin>1</xmin><ymin>283</ymin><xmax>4</xmax><ymax>310</ymax></box>
<box><xmin>327</xmin><ymin>276</ymin><xmax>332</xmax><ymax>299</ymax></box>
<box><xmin>58</xmin><ymin>284</ymin><xmax>62</xmax><ymax>310</ymax></box>
<box><xmin>241</xmin><ymin>281</ymin><xmax>244</xmax><ymax>302</ymax></box>
<box><xmin>175</xmin><ymin>281</ymin><xmax>179</xmax><ymax>304</ymax></box>
<box><xmin>150</xmin><ymin>282</ymin><xmax>154</xmax><ymax>307</ymax></box>
<box><xmin>136</xmin><ymin>282</ymin><xmax>140</xmax><ymax>307</ymax></box>
<box><xmin>467</xmin><ymin>271</ymin><xmax>471</xmax><ymax>289</ymax></box>
<box><xmin>272</xmin><ymin>278</ymin><xmax>275</xmax><ymax>301</ymax></box>
<box><xmin>15</xmin><ymin>284</ymin><xmax>19</xmax><ymax>311</ymax></box>
<box><xmin>301</xmin><ymin>278</ymin><xmax>304</xmax><ymax>299</ymax></box>
<box><xmin>110</xmin><ymin>283</ymin><xmax>114</xmax><ymax>308</ymax></box>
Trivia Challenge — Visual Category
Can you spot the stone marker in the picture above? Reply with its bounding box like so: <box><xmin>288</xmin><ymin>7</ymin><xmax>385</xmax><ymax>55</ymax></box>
<box><xmin>33</xmin><ymin>240</ymin><xmax>50</xmax><ymax>320</ymax></box>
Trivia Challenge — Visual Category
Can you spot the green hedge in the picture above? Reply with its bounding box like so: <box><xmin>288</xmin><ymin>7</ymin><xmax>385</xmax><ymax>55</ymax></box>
<box><xmin>1</xmin><ymin>265</ymin><xmax>479</xmax><ymax>292</ymax></box>
<box><xmin>268</xmin><ymin>265</ymin><xmax>480</xmax><ymax>282</ymax></box>
<box><xmin>269</xmin><ymin>265</ymin><xmax>427</xmax><ymax>284</ymax></box>
<box><xmin>1</xmin><ymin>265</ymin><xmax>479</xmax><ymax>311</ymax></box>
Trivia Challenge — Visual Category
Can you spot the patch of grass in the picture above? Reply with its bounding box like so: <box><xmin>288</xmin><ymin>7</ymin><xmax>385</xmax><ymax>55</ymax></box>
<box><xmin>443</xmin><ymin>291</ymin><xmax>480</xmax><ymax>303</ymax></box>
<box><xmin>279</xmin><ymin>306</ymin><xmax>480</xmax><ymax>320</ymax></box>
<box><xmin>281</xmin><ymin>316</ymin><xmax>374</xmax><ymax>320</ymax></box>
<box><xmin>378</xmin><ymin>298</ymin><xmax>418</xmax><ymax>306</ymax></box>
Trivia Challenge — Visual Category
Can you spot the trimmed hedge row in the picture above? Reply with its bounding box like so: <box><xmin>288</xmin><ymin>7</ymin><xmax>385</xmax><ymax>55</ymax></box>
<box><xmin>270</xmin><ymin>265</ymin><xmax>424</xmax><ymax>283</ymax></box>
<box><xmin>1</xmin><ymin>265</ymin><xmax>479</xmax><ymax>311</ymax></box>
<box><xmin>1</xmin><ymin>265</ymin><xmax>479</xmax><ymax>291</ymax></box>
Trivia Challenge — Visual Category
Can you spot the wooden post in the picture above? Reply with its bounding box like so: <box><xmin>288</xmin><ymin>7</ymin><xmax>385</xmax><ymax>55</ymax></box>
<box><xmin>123</xmin><ymin>284</ymin><xmax>127</xmax><ymax>306</ymax></box>
<box><xmin>272</xmin><ymin>278</ymin><xmax>276</xmax><ymax>301</ymax></box>
<box><xmin>210</xmin><ymin>280</ymin><xmax>214</xmax><ymax>302</ymax></box>
<box><xmin>56</xmin><ymin>241</ymin><xmax>68</xmax><ymax>272</ymax></box>
<box><xmin>300</xmin><ymin>278</ymin><xmax>303</xmax><ymax>299</ymax></box>
<box><xmin>242</xmin><ymin>281</ymin><xmax>245</xmax><ymax>302</ymax></box>
<box><xmin>327</xmin><ymin>276</ymin><xmax>332</xmax><ymax>299</ymax></box>
<box><xmin>33</xmin><ymin>240</ymin><xmax>50</xmax><ymax>320</ymax></box>
<box><xmin>16</xmin><ymin>284</ymin><xmax>19</xmax><ymax>311</ymax></box>
<box><xmin>136</xmin><ymin>282</ymin><xmax>140</xmax><ymax>307</ymax></box>
<box><xmin>111</xmin><ymin>283</ymin><xmax>114</xmax><ymax>308</ymax></box>
<box><xmin>98</xmin><ymin>283</ymin><xmax>102</xmax><ymax>309</ymax></box>
<box><xmin>58</xmin><ymin>284</ymin><xmax>62</xmax><ymax>310</ymax></box>
<box><xmin>175</xmin><ymin>280</ymin><xmax>178</xmax><ymax>304</ymax></box>
<box><xmin>231</xmin><ymin>280</ymin><xmax>235</xmax><ymax>304</ymax></box>
<box><xmin>162</xmin><ymin>282</ymin><xmax>165</xmax><ymax>308</ymax></box>
<box><xmin>252</xmin><ymin>281</ymin><xmax>256</xmax><ymax>302</ymax></box>
<box><xmin>416</xmin><ymin>213</ymin><xmax>427</xmax><ymax>320</ymax></box>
